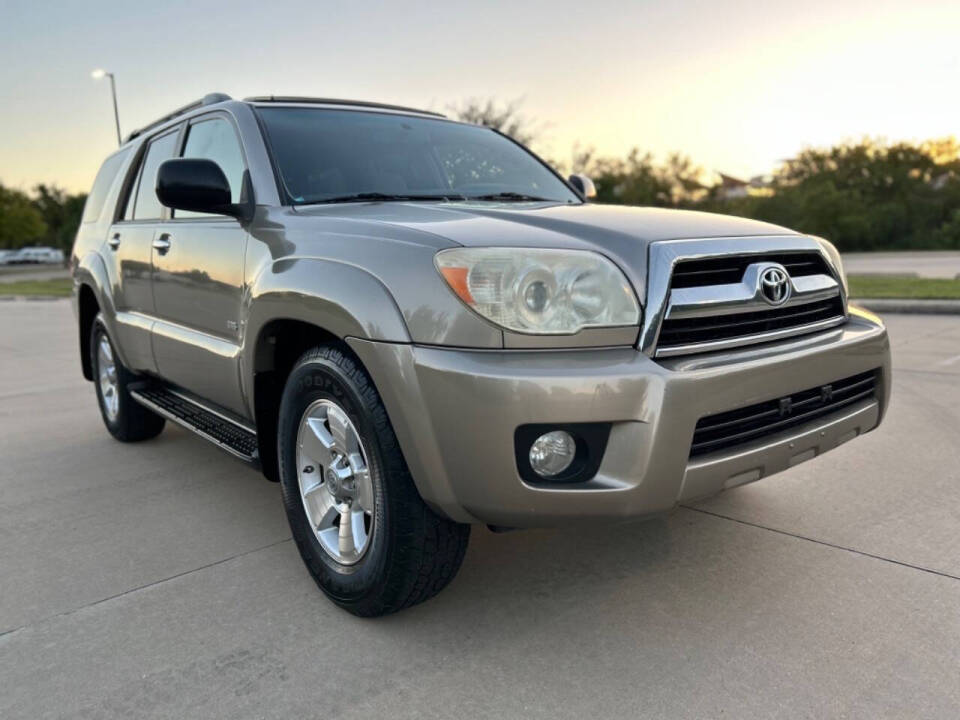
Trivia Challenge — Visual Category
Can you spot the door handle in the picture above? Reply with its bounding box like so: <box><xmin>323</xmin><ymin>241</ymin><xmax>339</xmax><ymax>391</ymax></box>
<box><xmin>152</xmin><ymin>234</ymin><xmax>172</xmax><ymax>255</ymax></box>
<box><xmin>107</xmin><ymin>233</ymin><xmax>121</xmax><ymax>250</ymax></box>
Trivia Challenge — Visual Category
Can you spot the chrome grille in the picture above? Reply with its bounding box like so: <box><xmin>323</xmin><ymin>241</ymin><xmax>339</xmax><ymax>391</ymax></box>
<box><xmin>690</xmin><ymin>370</ymin><xmax>878</xmax><ymax>457</ymax></box>
<box><xmin>652</xmin><ymin>249</ymin><xmax>846</xmax><ymax>357</ymax></box>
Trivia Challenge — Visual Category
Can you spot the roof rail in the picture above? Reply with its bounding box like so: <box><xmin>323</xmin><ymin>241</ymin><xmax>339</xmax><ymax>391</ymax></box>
<box><xmin>124</xmin><ymin>92</ymin><xmax>233</xmax><ymax>143</ymax></box>
<box><xmin>244</xmin><ymin>96</ymin><xmax>445</xmax><ymax>118</ymax></box>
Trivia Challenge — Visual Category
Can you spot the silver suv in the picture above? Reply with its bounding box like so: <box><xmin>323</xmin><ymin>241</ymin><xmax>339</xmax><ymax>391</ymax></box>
<box><xmin>72</xmin><ymin>93</ymin><xmax>891</xmax><ymax>615</ymax></box>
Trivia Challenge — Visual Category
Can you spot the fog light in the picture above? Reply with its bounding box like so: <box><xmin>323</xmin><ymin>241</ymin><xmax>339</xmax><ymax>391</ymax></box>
<box><xmin>528</xmin><ymin>430</ymin><xmax>576</xmax><ymax>477</ymax></box>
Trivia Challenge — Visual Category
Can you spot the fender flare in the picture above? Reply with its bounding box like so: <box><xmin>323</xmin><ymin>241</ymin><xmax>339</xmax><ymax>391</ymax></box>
<box><xmin>240</xmin><ymin>257</ymin><xmax>411</xmax><ymax>405</ymax></box>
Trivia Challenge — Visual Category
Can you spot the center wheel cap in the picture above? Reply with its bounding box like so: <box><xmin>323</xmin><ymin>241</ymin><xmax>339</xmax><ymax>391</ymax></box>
<box><xmin>325</xmin><ymin>468</ymin><xmax>340</xmax><ymax>496</ymax></box>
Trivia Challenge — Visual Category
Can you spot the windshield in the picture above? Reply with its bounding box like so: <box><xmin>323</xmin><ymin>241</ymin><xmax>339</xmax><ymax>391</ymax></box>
<box><xmin>255</xmin><ymin>107</ymin><xmax>580</xmax><ymax>205</ymax></box>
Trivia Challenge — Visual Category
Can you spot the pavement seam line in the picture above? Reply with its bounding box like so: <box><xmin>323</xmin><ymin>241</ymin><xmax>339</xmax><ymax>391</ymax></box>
<box><xmin>0</xmin><ymin>536</ymin><xmax>293</xmax><ymax>639</ymax></box>
<box><xmin>683</xmin><ymin>505</ymin><xmax>960</xmax><ymax>583</ymax></box>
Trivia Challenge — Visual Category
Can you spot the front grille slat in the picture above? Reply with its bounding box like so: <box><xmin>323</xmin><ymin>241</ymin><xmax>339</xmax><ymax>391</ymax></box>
<box><xmin>658</xmin><ymin>296</ymin><xmax>844</xmax><ymax>348</ymax></box>
<box><xmin>660</xmin><ymin>298</ymin><xmax>840</xmax><ymax>338</ymax></box>
<box><xmin>690</xmin><ymin>370</ymin><xmax>878</xmax><ymax>457</ymax></box>
<box><xmin>669</xmin><ymin>252</ymin><xmax>831</xmax><ymax>290</ymax></box>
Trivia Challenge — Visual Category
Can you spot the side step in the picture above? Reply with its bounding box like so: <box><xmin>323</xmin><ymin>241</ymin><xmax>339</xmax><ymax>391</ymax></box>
<box><xmin>129</xmin><ymin>384</ymin><xmax>260</xmax><ymax>466</ymax></box>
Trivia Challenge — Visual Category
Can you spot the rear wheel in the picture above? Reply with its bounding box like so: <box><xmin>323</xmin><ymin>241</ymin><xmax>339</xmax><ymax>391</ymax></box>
<box><xmin>90</xmin><ymin>314</ymin><xmax>165</xmax><ymax>442</ymax></box>
<box><xmin>278</xmin><ymin>344</ymin><xmax>470</xmax><ymax>617</ymax></box>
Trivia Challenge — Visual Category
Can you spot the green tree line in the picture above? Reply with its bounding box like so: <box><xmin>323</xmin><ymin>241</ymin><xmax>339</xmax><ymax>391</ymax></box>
<box><xmin>0</xmin><ymin>183</ymin><xmax>86</xmax><ymax>252</ymax></box>
<box><xmin>574</xmin><ymin>138</ymin><xmax>960</xmax><ymax>251</ymax></box>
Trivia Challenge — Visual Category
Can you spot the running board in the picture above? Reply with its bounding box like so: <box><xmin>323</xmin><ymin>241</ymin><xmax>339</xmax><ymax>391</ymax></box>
<box><xmin>129</xmin><ymin>384</ymin><xmax>260</xmax><ymax>466</ymax></box>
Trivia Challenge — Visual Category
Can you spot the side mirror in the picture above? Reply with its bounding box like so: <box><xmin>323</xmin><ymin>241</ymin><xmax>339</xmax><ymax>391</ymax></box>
<box><xmin>156</xmin><ymin>158</ymin><xmax>252</xmax><ymax>221</ymax></box>
<box><xmin>568</xmin><ymin>173</ymin><xmax>597</xmax><ymax>200</ymax></box>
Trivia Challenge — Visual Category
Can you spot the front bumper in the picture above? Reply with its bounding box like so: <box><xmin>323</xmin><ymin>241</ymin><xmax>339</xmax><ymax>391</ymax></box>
<box><xmin>348</xmin><ymin>307</ymin><xmax>891</xmax><ymax>527</ymax></box>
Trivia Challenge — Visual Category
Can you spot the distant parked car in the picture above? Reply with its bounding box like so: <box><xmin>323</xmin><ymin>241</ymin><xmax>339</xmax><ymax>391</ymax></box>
<box><xmin>9</xmin><ymin>247</ymin><xmax>65</xmax><ymax>264</ymax></box>
<box><xmin>0</xmin><ymin>250</ymin><xmax>16</xmax><ymax>266</ymax></box>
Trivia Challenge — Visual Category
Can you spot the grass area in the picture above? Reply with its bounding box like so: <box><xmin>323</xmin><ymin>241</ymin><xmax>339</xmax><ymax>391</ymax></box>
<box><xmin>848</xmin><ymin>274</ymin><xmax>960</xmax><ymax>300</ymax></box>
<box><xmin>0</xmin><ymin>278</ymin><xmax>72</xmax><ymax>297</ymax></box>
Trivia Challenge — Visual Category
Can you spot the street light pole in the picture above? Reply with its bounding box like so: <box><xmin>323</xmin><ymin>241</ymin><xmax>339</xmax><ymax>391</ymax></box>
<box><xmin>91</xmin><ymin>69</ymin><xmax>122</xmax><ymax>145</ymax></box>
<box><xmin>107</xmin><ymin>73</ymin><xmax>121</xmax><ymax>145</ymax></box>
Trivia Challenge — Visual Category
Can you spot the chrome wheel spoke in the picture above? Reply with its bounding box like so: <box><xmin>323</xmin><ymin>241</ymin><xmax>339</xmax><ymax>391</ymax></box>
<box><xmin>350</xmin><ymin>510</ymin><xmax>368</xmax><ymax>550</ymax></box>
<box><xmin>326</xmin><ymin>406</ymin><xmax>353</xmax><ymax>453</ymax></box>
<box><xmin>337</xmin><ymin>507</ymin><xmax>356</xmax><ymax>556</ymax></box>
<box><xmin>313</xmin><ymin>495</ymin><xmax>340</xmax><ymax>531</ymax></box>
<box><xmin>302</xmin><ymin>477</ymin><xmax>325</xmax><ymax>498</ymax></box>
<box><xmin>345</xmin><ymin>452</ymin><xmax>373</xmax><ymax>512</ymax></box>
<box><xmin>98</xmin><ymin>337</ymin><xmax>111</xmax><ymax>364</ymax></box>
<box><xmin>301</xmin><ymin>417</ymin><xmax>336</xmax><ymax>467</ymax></box>
<box><xmin>354</xmin><ymin>468</ymin><xmax>374</xmax><ymax>513</ymax></box>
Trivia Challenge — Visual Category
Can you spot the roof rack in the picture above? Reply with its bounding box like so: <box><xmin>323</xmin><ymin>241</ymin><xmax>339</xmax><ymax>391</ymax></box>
<box><xmin>124</xmin><ymin>92</ymin><xmax>233</xmax><ymax>143</ymax></box>
<box><xmin>244</xmin><ymin>96</ymin><xmax>445</xmax><ymax>118</ymax></box>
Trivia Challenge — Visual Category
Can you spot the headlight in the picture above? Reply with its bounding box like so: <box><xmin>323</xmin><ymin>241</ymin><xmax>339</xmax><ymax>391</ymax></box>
<box><xmin>814</xmin><ymin>237</ymin><xmax>848</xmax><ymax>297</ymax></box>
<box><xmin>435</xmin><ymin>247</ymin><xmax>641</xmax><ymax>334</ymax></box>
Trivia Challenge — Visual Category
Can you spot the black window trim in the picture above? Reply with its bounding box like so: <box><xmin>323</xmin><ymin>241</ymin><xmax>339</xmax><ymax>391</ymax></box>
<box><xmin>113</xmin><ymin>123</ymin><xmax>185</xmax><ymax>225</ymax></box>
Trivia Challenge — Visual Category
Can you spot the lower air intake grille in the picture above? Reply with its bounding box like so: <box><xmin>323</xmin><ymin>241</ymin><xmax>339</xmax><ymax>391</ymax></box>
<box><xmin>690</xmin><ymin>370</ymin><xmax>878</xmax><ymax>458</ymax></box>
<box><xmin>658</xmin><ymin>296</ymin><xmax>844</xmax><ymax>351</ymax></box>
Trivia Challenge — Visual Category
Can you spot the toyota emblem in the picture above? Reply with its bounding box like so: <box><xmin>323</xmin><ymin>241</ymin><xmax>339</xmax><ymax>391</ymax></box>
<box><xmin>759</xmin><ymin>266</ymin><xmax>791</xmax><ymax>305</ymax></box>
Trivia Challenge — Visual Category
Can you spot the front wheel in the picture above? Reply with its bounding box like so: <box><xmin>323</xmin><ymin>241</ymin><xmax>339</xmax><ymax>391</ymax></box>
<box><xmin>277</xmin><ymin>344</ymin><xmax>470</xmax><ymax>617</ymax></box>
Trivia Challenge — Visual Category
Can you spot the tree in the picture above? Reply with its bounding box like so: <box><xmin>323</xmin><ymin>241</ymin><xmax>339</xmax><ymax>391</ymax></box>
<box><xmin>572</xmin><ymin>147</ymin><xmax>705</xmax><ymax>207</ymax></box>
<box><xmin>32</xmin><ymin>184</ymin><xmax>87</xmax><ymax>252</ymax></box>
<box><xmin>0</xmin><ymin>183</ymin><xmax>47</xmax><ymax>249</ymax></box>
<box><xmin>448</xmin><ymin>98</ymin><xmax>539</xmax><ymax>146</ymax></box>
<box><xmin>715</xmin><ymin>138</ymin><xmax>960</xmax><ymax>251</ymax></box>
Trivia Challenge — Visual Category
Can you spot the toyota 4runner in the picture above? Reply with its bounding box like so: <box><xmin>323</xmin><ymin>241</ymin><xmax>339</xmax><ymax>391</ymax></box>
<box><xmin>72</xmin><ymin>93</ymin><xmax>891</xmax><ymax>616</ymax></box>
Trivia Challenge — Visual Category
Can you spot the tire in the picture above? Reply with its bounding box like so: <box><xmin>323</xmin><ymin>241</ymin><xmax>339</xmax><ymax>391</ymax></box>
<box><xmin>277</xmin><ymin>344</ymin><xmax>470</xmax><ymax>617</ymax></box>
<box><xmin>90</xmin><ymin>313</ymin><xmax>165</xmax><ymax>442</ymax></box>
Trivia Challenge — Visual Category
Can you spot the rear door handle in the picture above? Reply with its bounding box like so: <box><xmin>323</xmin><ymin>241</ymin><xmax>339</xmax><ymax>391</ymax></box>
<box><xmin>107</xmin><ymin>233</ymin><xmax>121</xmax><ymax>250</ymax></box>
<box><xmin>152</xmin><ymin>234</ymin><xmax>171</xmax><ymax>255</ymax></box>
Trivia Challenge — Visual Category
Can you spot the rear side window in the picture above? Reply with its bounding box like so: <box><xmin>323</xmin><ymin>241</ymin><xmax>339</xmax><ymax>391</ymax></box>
<box><xmin>81</xmin><ymin>148</ymin><xmax>131</xmax><ymax>223</ymax></box>
<box><xmin>130</xmin><ymin>130</ymin><xmax>179</xmax><ymax>221</ymax></box>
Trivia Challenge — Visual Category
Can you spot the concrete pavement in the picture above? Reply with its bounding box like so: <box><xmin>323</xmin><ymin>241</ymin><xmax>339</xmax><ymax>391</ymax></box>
<box><xmin>1</xmin><ymin>301</ymin><xmax>959</xmax><ymax>719</ymax></box>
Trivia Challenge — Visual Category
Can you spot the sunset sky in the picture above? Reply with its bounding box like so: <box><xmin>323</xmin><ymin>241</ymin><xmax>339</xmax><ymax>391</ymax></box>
<box><xmin>1</xmin><ymin>0</ymin><xmax>958</xmax><ymax>193</ymax></box>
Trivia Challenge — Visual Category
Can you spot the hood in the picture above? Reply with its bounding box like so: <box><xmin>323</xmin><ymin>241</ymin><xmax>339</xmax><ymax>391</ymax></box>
<box><xmin>292</xmin><ymin>201</ymin><xmax>798</xmax><ymax>297</ymax></box>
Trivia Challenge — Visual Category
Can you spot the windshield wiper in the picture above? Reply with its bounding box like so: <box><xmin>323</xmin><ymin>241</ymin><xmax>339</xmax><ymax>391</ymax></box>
<box><xmin>466</xmin><ymin>192</ymin><xmax>552</xmax><ymax>202</ymax></box>
<box><xmin>307</xmin><ymin>192</ymin><xmax>466</xmax><ymax>204</ymax></box>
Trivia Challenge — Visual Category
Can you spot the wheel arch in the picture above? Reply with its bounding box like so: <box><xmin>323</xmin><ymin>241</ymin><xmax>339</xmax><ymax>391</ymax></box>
<box><xmin>243</xmin><ymin>256</ymin><xmax>413</xmax><ymax>482</ymax></box>
<box><xmin>248</xmin><ymin>318</ymin><xmax>345</xmax><ymax>482</ymax></box>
